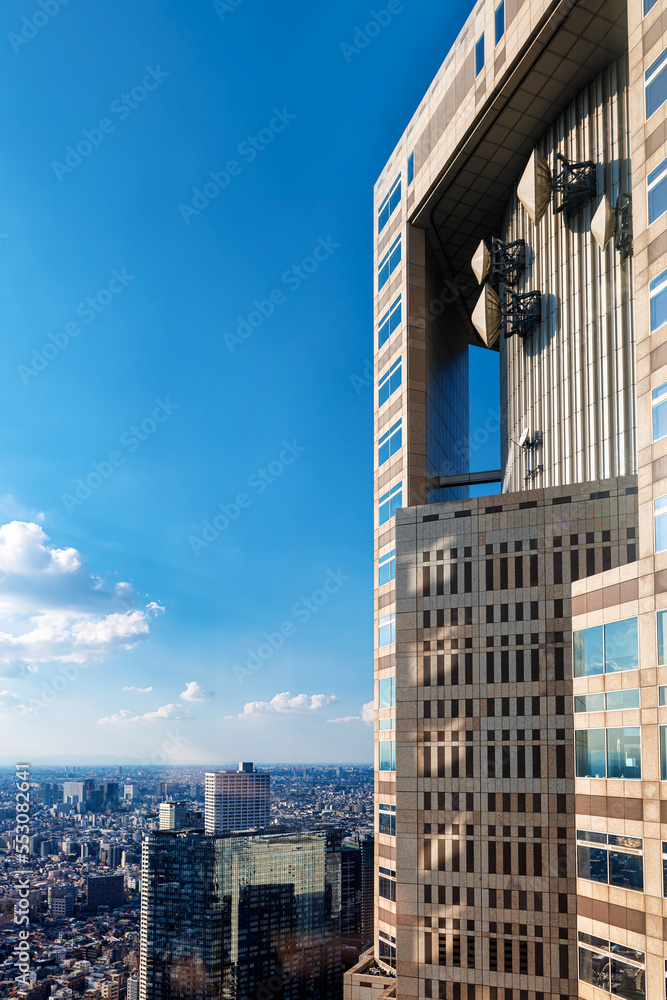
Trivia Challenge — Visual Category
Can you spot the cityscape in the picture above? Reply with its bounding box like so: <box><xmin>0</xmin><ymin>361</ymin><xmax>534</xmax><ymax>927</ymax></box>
<box><xmin>3</xmin><ymin>0</ymin><xmax>667</xmax><ymax>996</ymax></box>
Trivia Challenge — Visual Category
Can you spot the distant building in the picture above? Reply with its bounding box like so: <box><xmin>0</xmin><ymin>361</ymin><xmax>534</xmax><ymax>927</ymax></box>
<box><xmin>155</xmin><ymin>781</ymin><xmax>178</xmax><ymax>799</ymax></box>
<box><xmin>124</xmin><ymin>784</ymin><xmax>138</xmax><ymax>800</ymax></box>
<box><xmin>159</xmin><ymin>801</ymin><xmax>187</xmax><ymax>831</ymax></box>
<box><xmin>41</xmin><ymin>783</ymin><xmax>59</xmax><ymax>806</ymax></box>
<box><xmin>127</xmin><ymin>979</ymin><xmax>140</xmax><ymax>1000</ymax></box>
<box><xmin>86</xmin><ymin>874</ymin><xmax>124</xmax><ymax>912</ymax></box>
<box><xmin>204</xmin><ymin>762</ymin><xmax>270</xmax><ymax>834</ymax></box>
<box><xmin>48</xmin><ymin>886</ymin><xmax>75</xmax><ymax>919</ymax></box>
<box><xmin>341</xmin><ymin>835</ymin><xmax>374</xmax><ymax>943</ymax></box>
<box><xmin>139</xmin><ymin>828</ymin><xmax>342</xmax><ymax>1000</ymax></box>
<box><xmin>62</xmin><ymin>781</ymin><xmax>85</xmax><ymax>804</ymax></box>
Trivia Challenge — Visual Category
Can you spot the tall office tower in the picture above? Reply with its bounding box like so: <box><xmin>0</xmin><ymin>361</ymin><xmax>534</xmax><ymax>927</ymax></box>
<box><xmin>341</xmin><ymin>835</ymin><xmax>375</xmax><ymax>944</ymax></box>
<box><xmin>159</xmin><ymin>801</ymin><xmax>187</xmax><ymax>831</ymax></box>
<box><xmin>124</xmin><ymin>784</ymin><xmax>138</xmax><ymax>800</ymax></box>
<box><xmin>139</xmin><ymin>828</ymin><xmax>341</xmax><ymax>1000</ymax></box>
<box><xmin>341</xmin><ymin>0</ymin><xmax>667</xmax><ymax>997</ymax></box>
<box><xmin>41</xmin><ymin>782</ymin><xmax>59</xmax><ymax>806</ymax></box>
<box><xmin>204</xmin><ymin>762</ymin><xmax>270</xmax><ymax>833</ymax></box>
<box><xmin>62</xmin><ymin>780</ymin><xmax>86</xmax><ymax>804</ymax></box>
<box><xmin>156</xmin><ymin>780</ymin><xmax>178</xmax><ymax>799</ymax></box>
<box><xmin>86</xmin><ymin>873</ymin><xmax>124</xmax><ymax>912</ymax></box>
<box><xmin>101</xmin><ymin>781</ymin><xmax>120</xmax><ymax>806</ymax></box>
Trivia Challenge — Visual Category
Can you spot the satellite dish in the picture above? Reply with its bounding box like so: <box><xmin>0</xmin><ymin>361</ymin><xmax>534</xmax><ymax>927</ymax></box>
<box><xmin>518</xmin><ymin>428</ymin><xmax>530</xmax><ymax>449</ymax></box>
<box><xmin>471</xmin><ymin>239</ymin><xmax>491</xmax><ymax>284</ymax></box>
<box><xmin>471</xmin><ymin>284</ymin><xmax>502</xmax><ymax>349</ymax></box>
<box><xmin>518</xmin><ymin>150</ymin><xmax>552</xmax><ymax>226</ymax></box>
<box><xmin>591</xmin><ymin>194</ymin><xmax>616</xmax><ymax>250</ymax></box>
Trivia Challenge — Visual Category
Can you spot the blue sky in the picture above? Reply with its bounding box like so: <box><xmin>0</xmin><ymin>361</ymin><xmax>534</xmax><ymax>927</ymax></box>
<box><xmin>0</xmin><ymin>0</ymin><xmax>499</xmax><ymax>763</ymax></box>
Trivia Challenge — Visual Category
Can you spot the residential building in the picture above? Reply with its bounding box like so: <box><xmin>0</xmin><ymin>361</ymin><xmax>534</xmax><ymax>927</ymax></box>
<box><xmin>86</xmin><ymin>873</ymin><xmax>124</xmax><ymax>912</ymax></box>
<box><xmin>158</xmin><ymin>801</ymin><xmax>187</xmax><ymax>831</ymax></box>
<box><xmin>139</xmin><ymin>827</ymin><xmax>341</xmax><ymax>1000</ymax></box>
<box><xmin>344</xmin><ymin>0</ymin><xmax>667</xmax><ymax>996</ymax></box>
<box><xmin>204</xmin><ymin>762</ymin><xmax>270</xmax><ymax>834</ymax></box>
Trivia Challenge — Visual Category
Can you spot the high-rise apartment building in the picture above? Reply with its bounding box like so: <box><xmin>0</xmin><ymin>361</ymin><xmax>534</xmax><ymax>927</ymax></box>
<box><xmin>159</xmin><ymin>801</ymin><xmax>187</xmax><ymax>831</ymax></box>
<box><xmin>342</xmin><ymin>0</ymin><xmax>667</xmax><ymax>997</ymax></box>
<box><xmin>139</xmin><ymin>828</ymin><xmax>341</xmax><ymax>1000</ymax></box>
<box><xmin>204</xmin><ymin>762</ymin><xmax>270</xmax><ymax>833</ymax></box>
<box><xmin>86</xmin><ymin>873</ymin><xmax>124</xmax><ymax>913</ymax></box>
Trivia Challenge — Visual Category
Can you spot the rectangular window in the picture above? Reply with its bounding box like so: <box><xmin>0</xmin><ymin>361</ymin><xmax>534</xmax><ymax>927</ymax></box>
<box><xmin>378</xmin><ymin>612</ymin><xmax>396</xmax><ymax>647</ymax></box>
<box><xmin>661</xmin><ymin>726</ymin><xmax>667</xmax><ymax>780</ymax></box>
<box><xmin>379</xmin><ymin>803</ymin><xmax>396</xmax><ymax>836</ymax></box>
<box><xmin>645</xmin><ymin>0</ymin><xmax>659</xmax><ymax>12</ymax></box>
<box><xmin>378</xmin><ymin>420</ymin><xmax>402</xmax><ymax>466</ymax></box>
<box><xmin>650</xmin><ymin>269</ymin><xmax>667</xmax><ymax>333</ymax></box>
<box><xmin>378</xmin><ymin>176</ymin><xmax>401</xmax><ymax>234</ymax></box>
<box><xmin>577</xmin><ymin>831</ymin><xmax>643</xmax><ymax>891</ymax></box>
<box><xmin>604</xmin><ymin>689</ymin><xmax>640</xmax><ymax>712</ymax></box>
<box><xmin>495</xmin><ymin>0</ymin><xmax>505</xmax><ymax>43</ymax></box>
<box><xmin>656</xmin><ymin>496</ymin><xmax>667</xmax><ymax>552</ymax></box>
<box><xmin>574</xmin><ymin>692</ymin><xmax>605</xmax><ymax>713</ymax></box>
<box><xmin>378</xmin><ymin>676</ymin><xmax>395</xmax><ymax>709</ymax></box>
<box><xmin>378</xmin><ymin>482</ymin><xmax>402</xmax><ymax>525</ymax></box>
<box><xmin>407</xmin><ymin>151</ymin><xmax>414</xmax><ymax>186</ymax></box>
<box><xmin>378</xmin><ymin>717</ymin><xmax>395</xmax><ymax>730</ymax></box>
<box><xmin>379</xmin><ymin>740</ymin><xmax>396</xmax><ymax>771</ymax></box>
<box><xmin>379</xmin><ymin>550</ymin><xmax>395</xmax><ymax>586</ymax></box>
<box><xmin>378</xmin><ymin>236</ymin><xmax>401</xmax><ymax>290</ymax></box>
<box><xmin>378</xmin><ymin>296</ymin><xmax>401</xmax><ymax>350</ymax></box>
<box><xmin>646</xmin><ymin>47</ymin><xmax>667</xmax><ymax>120</ymax></box>
<box><xmin>662</xmin><ymin>843</ymin><xmax>667</xmax><ymax>896</ymax></box>
<box><xmin>378</xmin><ymin>876</ymin><xmax>396</xmax><ymax>901</ymax></box>
<box><xmin>653</xmin><ymin>383</ymin><xmax>667</xmax><ymax>441</ymax></box>
<box><xmin>475</xmin><ymin>33</ymin><xmax>484</xmax><ymax>76</ymax></box>
<box><xmin>649</xmin><ymin>157</ymin><xmax>667</xmax><ymax>225</ymax></box>
<box><xmin>659</xmin><ymin>612</ymin><xmax>667</xmax><ymax>666</ymax></box>
<box><xmin>576</xmin><ymin>727</ymin><xmax>642</xmax><ymax>780</ymax></box>
<box><xmin>578</xmin><ymin>934</ymin><xmax>645</xmax><ymax>1000</ymax></box>
<box><xmin>573</xmin><ymin>619</ymin><xmax>638</xmax><ymax>677</ymax></box>
<box><xmin>378</xmin><ymin>357</ymin><xmax>402</xmax><ymax>407</ymax></box>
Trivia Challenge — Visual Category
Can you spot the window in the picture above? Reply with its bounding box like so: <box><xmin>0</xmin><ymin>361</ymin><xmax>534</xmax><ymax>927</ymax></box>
<box><xmin>646</xmin><ymin>48</ymin><xmax>667</xmax><ymax>120</ymax></box>
<box><xmin>661</xmin><ymin>726</ymin><xmax>667</xmax><ymax>779</ymax></box>
<box><xmin>475</xmin><ymin>33</ymin><xmax>484</xmax><ymax>76</ymax></box>
<box><xmin>645</xmin><ymin>0</ymin><xmax>659</xmax><ymax>13</ymax></box>
<box><xmin>573</xmin><ymin>618</ymin><xmax>638</xmax><ymax>676</ymax></box>
<box><xmin>649</xmin><ymin>158</ymin><xmax>667</xmax><ymax>225</ymax></box>
<box><xmin>407</xmin><ymin>151</ymin><xmax>414</xmax><ymax>186</ymax></box>
<box><xmin>659</xmin><ymin>612</ymin><xmax>667</xmax><ymax>665</ymax></box>
<box><xmin>378</xmin><ymin>612</ymin><xmax>395</xmax><ymax>647</ymax></box>
<box><xmin>378</xmin><ymin>177</ymin><xmax>401</xmax><ymax>234</ymax></box>
<box><xmin>378</xmin><ymin>296</ymin><xmax>401</xmax><ymax>350</ymax></box>
<box><xmin>577</xmin><ymin>831</ymin><xmax>643</xmax><ymax>891</ymax></box>
<box><xmin>378</xmin><ymin>357</ymin><xmax>402</xmax><ymax>407</ymax></box>
<box><xmin>575</xmin><ymin>727</ymin><xmax>641</xmax><ymax>779</ymax></box>
<box><xmin>578</xmin><ymin>933</ymin><xmax>645</xmax><ymax>1000</ymax></box>
<box><xmin>379</xmin><ymin>550</ymin><xmax>395</xmax><ymax>586</ymax></box>
<box><xmin>379</xmin><ymin>803</ymin><xmax>396</xmax><ymax>836</ymax></box>
<box><xmin>656</xmin><ymin>496</ymin><xmax>667</xmax><ymax>551</ymax></box>
<box><xmin>378</xmin><ymin>482</ymin><xmax>402</xmax><ymax>525</ymax></box>
<box><xmin>378</xmin><ymin>717</ymin><xmax>395</xmax><ymax>730</ymax></box>
<box><xmin>379</xmin><ymin>866</ymin><xmax>396</xmax><ymax>900</ymax></box>
<box><xmin>379</xmin><ymin>739</ymin><xmax>396</xmax><ymax>771</ymax></box>
<box><xmin>378</xmin><ymin>932</ymin><xmax>396</xmax><ymax>969</ymax></box>
<box><xmin>495</xmin><ymin>0</ymin><xmax>505</xmax><ymax>43</ymax></box>
<box><xmin>653</xmin><ymin>383</ymin><xmax>667</xmax><ymax>442</ymax></box>
<box><xmin>378</xmin><ymin>236</ymin><xmax>401</xmax><ymax>290</ymax></box>
<box><xmin>650</xmin><ymin>270</ymin><xmax>667</xmax><ymax>333</ymax></box>
<box><xmin>574</xmin><ymin>689</ymin><xmax>640</xmax><ymax>713</ymax></box>
<box><xmin>662</xmin><ymin>843</ymin><xmax>667</xmax><ymax>896</ymax></box>
<box><xmin>378</xmin><ymin>420</ymin><xmax>402</xmax><ymax>466</ymax></box>
<box><xmin>378</xmin><ymin>675</ymin><xmax>395</xmax><ymax>709</ymax></box>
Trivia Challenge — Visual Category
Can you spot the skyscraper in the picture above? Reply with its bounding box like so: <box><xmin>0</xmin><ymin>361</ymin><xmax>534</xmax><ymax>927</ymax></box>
<box><xmin>344</xmin><ymin>0</ymin><xmax>667</xmax><ymax>997</ymax></box>
<box><xmin>159</xmin><ymin>801</ymin><xmax>187</xmax><ymax>831</ymax></box>
<box><xmin>86</xmin><ymin>873</ymin><xmax>124</xmax><ymax>913</ymax></box>
<box><xmin>139</xmin><ymin>828</ymin><xmax>342</xmax><ymax>1000</ymax></box>
<box><xmin>204</xmin><ymin>762</ymin><xmax>270</xmax><ymax>834</ymax></box>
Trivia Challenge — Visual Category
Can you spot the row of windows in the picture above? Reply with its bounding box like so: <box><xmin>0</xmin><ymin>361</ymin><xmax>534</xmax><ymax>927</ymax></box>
<box><xmin>574</xmin><ymin>688</ymin><xmax>639</xmax><ymax>713</ymax></box>
<box><xmin>378</xmin><ymin>354</ymin><xmax>401</xmax><ymax>406</ymax></box>
<box><xmin>573</xmin><ymin>618</ymin><xmax>638</xmax><ymax>676</ymax></box>
<box><xmin>378</xmin><ymin>295</ymin><xmax>401</xmax><ymax>350</ymax></box>
<box><xmin>378</xmin><ymin>236</ymin><xmax>401</xmax><ymax>290</ymax></box>
<box><xmin>378</xmin><ymin>419</ymin><xmax>402</xmax><ymax>466</ymax></box>
<box><xmin>475</xmin><ymin>0</ymin><xmax>505</xmax><ymax>77</ymax></box>
<box><xmin>378</xmin><ymin>176</ymin><xmax>401</xmax><ymax>234</ymax></box>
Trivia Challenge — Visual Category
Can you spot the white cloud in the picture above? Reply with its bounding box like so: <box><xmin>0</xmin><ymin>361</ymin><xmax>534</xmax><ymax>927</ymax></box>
<box><xmin>0</xmin><ymin>521</ymin><xmax>162</xmax><ymax>673</ymax></box>
<box><xmin>123</xmin><ymin>686</ymin><xmax>152</xmax><ymax>693</ymax></box>
<box><xmin>180</xmin><ymin>681</ymin><xmax>214</xmax><ymax>702</ymax></box>
<box><xmin>230</xmin><ymin>692</ymin><xmax>337</xmax><ymax>720</ymax></box>
<box><xmin>328</xmin><ymin>701</ymin><xmax>374</xmax><ymax>725</ymax></box>
<box><xmin>98</xmin><ymin>703</ymin><xmax>195</xmax><ymax>724</ymax></box>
